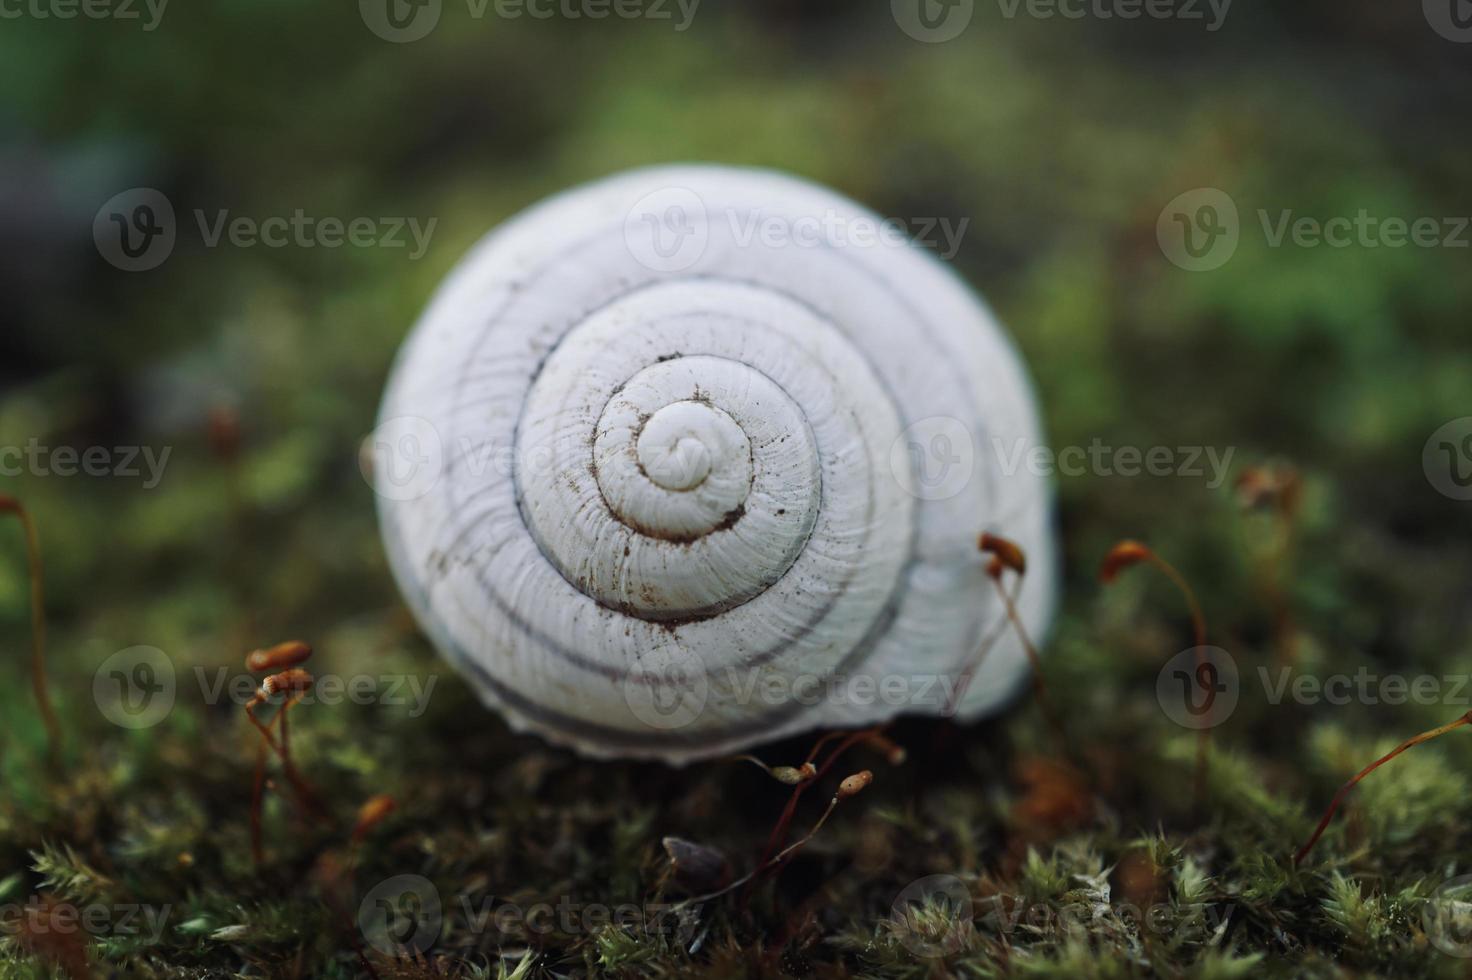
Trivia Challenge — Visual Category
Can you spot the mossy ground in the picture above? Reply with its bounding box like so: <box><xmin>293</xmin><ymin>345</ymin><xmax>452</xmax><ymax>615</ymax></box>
<box><xmin>2</xmin><ymin>3</ymin><xmax>1471</xmax><ymax>977</ymax></box>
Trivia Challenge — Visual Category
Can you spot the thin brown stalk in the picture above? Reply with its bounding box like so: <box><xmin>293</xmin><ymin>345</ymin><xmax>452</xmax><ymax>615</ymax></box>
<box><xmin>0</xmin><ymin>497</ymin><xmax>61</xmax><ymax>764</ymax></box>
<box><xmin>1101</xmin><ymin>540</ymin><xmax>1211</xmax><ymax>806</ymax></box>
<box><xmin>944</xmin><ymin>577</ymin><xmax>1018</xmax><ymax>717</ymax></box>
<box><xmin>741</xmin><ymin>726</ymin><xmax>882</xmax><ymax>905</ymax></box>
<box><xmin>275</xmin><ymin>694</ymin><xmax>329</xmax><ymax>822</ymax></box>
<box><xmin>245</xmin><ymin>693</ymin><xmax>329</xmax><ymax>824</ymax></box>
<box><xmin>990</xmin><ymin>573</ymin><xmax>1067</xmax><ymax>754</ymax></box>
<box><xmin>683</xmin><ymin>773</ymin><xmax>872</xmax><ymax>909</ymax></box>
<box><xmin>1294</xmin><ymin>711</ymin><xmax>1472</xmax><ymax>866</ymax></box>
<box><xmin>251</xmin><ymin>742</ymin><xmax>267</xmax><ymax>866</ymax></box>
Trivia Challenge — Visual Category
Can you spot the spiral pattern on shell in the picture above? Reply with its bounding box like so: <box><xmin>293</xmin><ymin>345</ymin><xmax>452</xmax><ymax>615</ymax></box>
<box><xmin>372</xmin><ymin>165</ymin><xmax>1055</xmax><ymax>763</ymax></box>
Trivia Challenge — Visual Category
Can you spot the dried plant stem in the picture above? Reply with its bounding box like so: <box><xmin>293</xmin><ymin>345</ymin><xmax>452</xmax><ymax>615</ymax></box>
<box><xmin>741</xmin><ymin>726</ymin><xmax>881</xmax><ymax>905</ymax></box>
<box><xmin>944</xmin><ymin>579</ymin><xmax>1016</xmax><ymax>717</ymax></box>
<box><xmin>1148</xmin><ymin>555</ymin><xmax>1211</xmax><ymax>806</ymax></box>
<box><xmin>684</xmin><ymin>782</ymin><xmax>869</xmax><ymax>909</ymax></box>
<box><xmin>1237</xmin><ymin>466</ymin><xmax>1301</xmax><ymax>667</ymax></box>
<box><xmin>280</xmin><ymin>703</ymin><xmax>292</xmax><ymax>777</ymax></box>
<box><xmin>989</xmin><ymin>574</ymin><xmax>1067</xmax><ymax>754</ymax></box>
<box><xmin>1102</xmin><ymin>542</ymin><xmax>1210</xmax><ymax>806</ymax></box>
<box><xmin>1294</xmin><ymin>710</ymin><xmax>1472</xmax><ymax>866</ymax></box>
<box><xmin>1271</xmin><ymin>488</ymin><xmax>1301</xmax><ymax>667</ymax></box>
<box><xmin>733</xmin><ymin>754</ymin><xmax>775</xmax><ymax>776</ymax></box>
<box><xmin>1141</xmin><ymin>557</ymin><xmax>1206</xmax><ymax>652</ymax></box>
<box><xmin>245</xmin><ymin>696</ymin><xmax>328</xmax><ymax>824</ymax></box>
<box><xmin>731</xmin><ymin>754</ymin><xmax>815</xmax><ymax>785</ymax></box>
<box><xmin>276</xmin><ymin>696</ymin><xmax>328</xmax><ymax>822</ymax></box>
<box><xmin>1</xmin><ymin>499</ymin><xmax>62</xmax><ymax>765</ymax></box>
<box><xmin>250</xmin><ymin>742</ymin><xmax>267</xmax><ymax>866</ymax></box>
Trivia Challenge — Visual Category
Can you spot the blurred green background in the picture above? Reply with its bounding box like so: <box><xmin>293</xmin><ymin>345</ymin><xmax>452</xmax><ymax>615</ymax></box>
<box><xmin>2</xmin><ymin>1</ymin><xmax>1471</xmax><ymax>976</ymax></box>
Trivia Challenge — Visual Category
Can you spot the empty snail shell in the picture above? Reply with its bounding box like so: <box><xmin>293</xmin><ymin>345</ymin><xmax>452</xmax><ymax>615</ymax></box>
<box><xmin>371</xmin><ymin>165</ymin><xmax>1055</xmax><ymax>764</ymax></box>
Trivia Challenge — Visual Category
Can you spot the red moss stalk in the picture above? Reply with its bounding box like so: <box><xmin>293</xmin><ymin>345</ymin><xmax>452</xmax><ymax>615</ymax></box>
<box><xmin>1294</xmin><ymin>710</ymin><xmax>1472</xmax><ymax>866</ymax></box>
<box><xmin>742</xmin><ymin>726</ymin><xmax>884</xmax><ymax>905</ymax></box>
<box><xmin>1101</xmin><ymin>540</ymin><xmax>1211</xmax><ymax>805</ymax></box>
<box><xmin>0</xmin><ymin>495</ymin><xmax>61</xmax><ymax>765</ymax></box>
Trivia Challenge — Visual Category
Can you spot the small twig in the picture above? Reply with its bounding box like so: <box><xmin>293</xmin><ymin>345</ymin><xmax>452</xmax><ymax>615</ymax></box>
<box><xmin>0</xmin><ymin>495</ymin><xmax>61</xmax><ymax>766</ymax></box>
<box><xmin>1294</xmin><ymin>710</ymin><xmax>1472</xmax><ymax>866</ymax></box>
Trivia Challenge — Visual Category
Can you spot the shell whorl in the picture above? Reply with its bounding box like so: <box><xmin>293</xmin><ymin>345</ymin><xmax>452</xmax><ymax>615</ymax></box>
<box><xmin>374</xmin><ymin>165</ymin><xmax>1056</xmax><ymax>764</ymax></box>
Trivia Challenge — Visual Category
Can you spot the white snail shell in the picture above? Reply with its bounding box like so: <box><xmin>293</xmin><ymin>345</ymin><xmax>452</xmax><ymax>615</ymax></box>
<box><xmin>373</xmin><ymin>165</ymin><xmax>1055</xmax><ymax>764</ymax></box>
